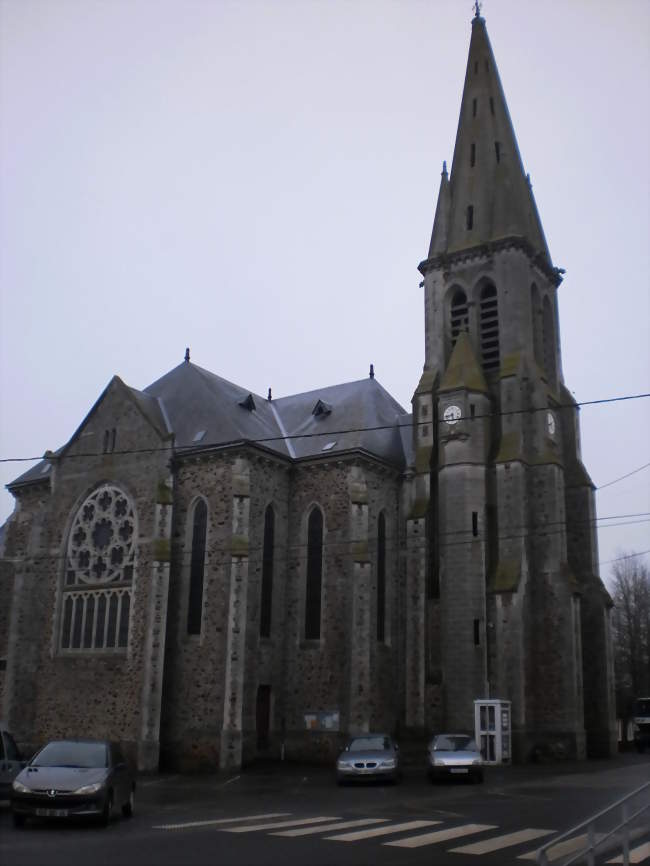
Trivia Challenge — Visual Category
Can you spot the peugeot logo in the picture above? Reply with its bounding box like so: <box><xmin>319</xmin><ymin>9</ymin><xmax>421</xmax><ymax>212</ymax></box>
<box><xmin>47</xmin><ymin>789</ymin><xmax>57</xmax><ymax>798</ymax></box>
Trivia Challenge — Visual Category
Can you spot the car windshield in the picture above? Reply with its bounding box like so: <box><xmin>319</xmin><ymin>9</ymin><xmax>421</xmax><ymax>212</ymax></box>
<box><xmin>32</xmin><ymin>741</ymin><xmax>108</xmax><ymax>769</ymax></box>
<box><xmin>433</xmin><ymin>735</ymin><xmax>477</xmax><ymax>752</ymax></box>
<box><xmin>348</xmin><ymin>736</ymin><xmax>391</xmax><ymax>752</ymax></box>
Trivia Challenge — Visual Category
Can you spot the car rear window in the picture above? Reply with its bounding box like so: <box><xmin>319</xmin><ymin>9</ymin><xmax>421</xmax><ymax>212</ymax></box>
<box><xmin>32</xmin><ymin>741</ymin><xmax>108</xmax><ymax>768</ymax></box>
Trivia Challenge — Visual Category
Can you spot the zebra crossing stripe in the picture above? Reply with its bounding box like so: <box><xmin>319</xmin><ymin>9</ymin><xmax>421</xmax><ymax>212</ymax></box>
<box><xmin>326</xmin><ymin>820</ymin><xmax>441</xmax><ymax>842</ymax></box>
<box><xmin>153</xmin><ymin>812</ymin><xmax>290</xmax><ymax>830</ymax></box>
<box><xmin>607</xmin><ymin>841</ymin><xmax>650</xmax><ymax>864</ymax></box>
<box><xmin>272</xmin><ymin>818</ymin><xmax>389</xmax><ymax>837</ymax></box>
<box><xmin>225</xmin><ymin>816</ymin><xmax>340</xmax><ymax>833</ymax></box>
<box><xmin>385</xmin><ymin>823</ymin><xmax>497</xmax><ymax>849</ymax></box>
<box><xmin>518</xmin><ymin>833</ymin><xmax>604</xmax><ymax>861</ymax></box>
<box><xmin>451</xmin><ymin>828</ymin><xmax>556</xmax><ymax>855</ymax></box>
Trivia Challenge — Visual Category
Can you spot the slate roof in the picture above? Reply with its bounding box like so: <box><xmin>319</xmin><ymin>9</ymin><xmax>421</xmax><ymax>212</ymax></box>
<box><xmin>8</xmin><ymin>361</ymin><xmax>412</xmax><ymax>491</ymax></box>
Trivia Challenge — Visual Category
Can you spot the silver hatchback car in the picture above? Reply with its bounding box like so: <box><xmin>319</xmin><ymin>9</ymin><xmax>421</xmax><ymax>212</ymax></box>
<box><xmin>427</xmin><ymin>733</ymin><xmax>483</xmax><ymax>783</ymax></box>
<box><xmin>336</xmin><ymin>734</ymin><xmax>401</xmax><ymax>784</ymax></box>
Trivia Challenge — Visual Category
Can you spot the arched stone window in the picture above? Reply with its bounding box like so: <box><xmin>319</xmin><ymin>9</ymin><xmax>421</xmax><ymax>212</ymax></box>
<box><xmin>479</xmin><ymin>283</ymin><xmax>500</xmax><ymax>371</ymax></box>
<box><xmin>259</xmin><ymin>505</ymin><xmax>275</xmax><ymax>638</ymax></box>
<box><xmin>377</xmin><ymin>512</ymin><xmax>386</xmax><ymax>642</ymax></box>
<box><xmin>531</xmin><ymin>284</ymin><xmax>543</xmax><ymax>368</ymax></box>
<box><xmin>187</xmin><ymin>499</ymin><xmax>207</xmax><ymax>635</ymax></box>
<box><xmin>450</xmin><ymin>289</ymin><xmax>469</xmax><ymax>348</ymax></box>
<box><xmin>60</xmin><ymin>483</ymin><xmax>136</xmax><ymax>652</ymax></box>
<box><xmin>305</xmin><ymin>507</ymin><xmax>323</xmax><ymax>640</ymax></box>
<box><xmin>542</xmin><ymin>296</ymin><xmax>557</xmax><ymax>386</ymax></box>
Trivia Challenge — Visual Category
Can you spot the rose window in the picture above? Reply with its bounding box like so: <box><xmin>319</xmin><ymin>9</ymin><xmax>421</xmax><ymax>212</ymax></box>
<box><xmin>61</xmin><ymin>484</ymin><xmax>136</xmax><ymax>652</ymax></box>
<box><xmin>67</xmin><ymin>485</ymin><xmax>136</xmax><ymax>586</ymax></box>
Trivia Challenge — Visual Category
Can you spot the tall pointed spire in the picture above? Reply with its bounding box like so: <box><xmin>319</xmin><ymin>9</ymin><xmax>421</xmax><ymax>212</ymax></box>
<box><xmin>428</xmin><ymin>13</ymin><xmax>551</xmax><ymax>265</ymax></box>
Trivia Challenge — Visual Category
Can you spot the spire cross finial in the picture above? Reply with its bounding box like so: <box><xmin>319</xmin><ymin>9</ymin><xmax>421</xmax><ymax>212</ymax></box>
<box><xmin>473</xmin><ymin>1</ymin><xmax>482</xmax><ymax>18</ymax></box>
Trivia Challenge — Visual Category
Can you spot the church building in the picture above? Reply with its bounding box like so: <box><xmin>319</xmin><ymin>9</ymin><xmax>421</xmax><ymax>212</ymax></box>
<box><xmin>0</xmin><ymin>12</ymin><xmax>616</xmax><ymax>770</ymax></box>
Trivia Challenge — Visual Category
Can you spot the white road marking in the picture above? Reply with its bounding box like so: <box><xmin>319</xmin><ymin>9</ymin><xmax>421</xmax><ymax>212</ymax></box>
<box><xmin>451</xmin><ymin>828</ymin><xmax>556</xmax><ymax>855</ymax></box>
<box><xmin>518</xmin><ymin>833</ymin><xmax>603</xmax><ymax>861</ymax></box>
<box><xmin>273</xmin><ymin>818</ymin><xmax>389</xmax><ymax>837</ymax></box>
<box><xmin>327</xmin><ymin>820</ymin><xmax>441</xmax><ymax>842</ymax></box>
<box><xmin>153</xmin><ymin>812</ymin><xmax>290</xmax><ymax>830</ymax></box>
<box><xmin>384</xmin><ymin>823</ymin><xmax>497</xmax><ymax>849</ymax></box>
<box><xmin>225</xmin><ymin>816</ymin><xmax>340</xmax><ymax>832</ymax></box>
<box><xmin>608</xmin><ymin>842</ymin><xmax>650</xmax><ymax>864</ymax></box>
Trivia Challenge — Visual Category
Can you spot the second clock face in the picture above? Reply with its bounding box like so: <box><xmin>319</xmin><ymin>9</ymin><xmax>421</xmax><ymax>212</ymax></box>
<box><xmin>443</xmin><ymin>404</ymin><xmax>462</xmax><ymax>425</ymax></box>
<box><xmin>546</xmin><ymin>411</ymin><xmax>556</xmax><ymax>437</ymax></box>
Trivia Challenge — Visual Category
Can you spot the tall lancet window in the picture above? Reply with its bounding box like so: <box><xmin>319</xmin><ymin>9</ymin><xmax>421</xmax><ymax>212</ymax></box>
<box><xmin>542</xmin><ymin>296</ymin><xmax>557</xmax><ymax>387</ymax></box>
<box><xmin>450</xmin><ymin>289</ymin><xmax>469</xmax><ymax>348</ymax></box>
<box><xmin>187</xmin><ymin>499</ymin><xmax>207</xmax><ymax>635</ymax></box>
<box><xmin>531</xmin><ymin>284</ymin><xmax>543</xmax><ymax>368</ymax></box>
<box><xmin>479</xmin><ymin>284</ymin><xmax>500</xmax><ymax>371</ymax></box>
<box><xmin>260</xmin><ymin>505</ymin><xmax>274</xmax><ymax>638</ymax></box>
<box><xmin>377</xmin><ymin>512</ymin><xmax>386</xmax><ymax>642</ymax></box>
<box><xmin>305</xmin><ymin>507</ymin><xmax>323</xmax><ymax>640</ymax></box>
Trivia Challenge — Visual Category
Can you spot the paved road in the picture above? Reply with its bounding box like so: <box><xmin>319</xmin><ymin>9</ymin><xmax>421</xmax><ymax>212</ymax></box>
<box><xmin>1</xmin><ymin>753</ymin><xmax>649</xmax><ymax>866</ymax></box>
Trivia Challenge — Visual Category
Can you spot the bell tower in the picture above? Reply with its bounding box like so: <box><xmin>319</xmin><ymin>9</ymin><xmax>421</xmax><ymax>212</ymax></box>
<box><xmin>410</xmin><ymin>11</ymin><xmax>616</xmax><ymax>759</ymax></box>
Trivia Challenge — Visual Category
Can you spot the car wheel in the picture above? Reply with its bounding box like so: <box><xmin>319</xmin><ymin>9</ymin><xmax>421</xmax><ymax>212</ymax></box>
<box><xmin>13</xmin><ymin>813</ymin><xmax>26</xmax><ymax>828</ymax></box>
<box><xmin>122</xmin><ymin>787</ymin><xmax>135</xmax><ymax>818</ymax></box>
<box><xmin>100</xmin><ymin>793</ymin><xmax>113</xmax><ymax>827</ymax></box>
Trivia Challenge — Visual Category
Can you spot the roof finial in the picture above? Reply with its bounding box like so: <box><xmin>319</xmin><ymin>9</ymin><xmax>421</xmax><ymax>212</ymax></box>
<box><xmin>184</xmin><ymin>347</ymin><xmax>190</xmax><ymax>363</ymax></box>
<box><xmin>369</xmin><ymin>363</ymin><xmax>375</xmax><ymax>379</ymax></box>
<box><xmin>473</xmin><ymin>1</ymin><xmax>482</xmax><ymax>18</ymax></box>
<box><xmin>442</xmin><ymin>160</ymin><xmax>448</xmax><ymax>177</ymax></box>
<box><xmin>267</xmin><ymin>387</ymin><xmax>272</xmax><ymax>401</ymax></box>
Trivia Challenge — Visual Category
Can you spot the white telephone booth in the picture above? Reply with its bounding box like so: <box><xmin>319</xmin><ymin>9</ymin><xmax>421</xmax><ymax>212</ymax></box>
<box><xmin>474</xmin><ymin>699</ymin><xmax>511</xmax><ymax>764</ymax></box>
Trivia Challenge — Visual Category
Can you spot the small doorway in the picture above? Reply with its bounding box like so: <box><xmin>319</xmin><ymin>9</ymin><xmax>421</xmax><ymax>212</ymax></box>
<box><xmin>256</xmin><ymin>685</ymin><xmax>271</xmax><ymax>751</ymax></box>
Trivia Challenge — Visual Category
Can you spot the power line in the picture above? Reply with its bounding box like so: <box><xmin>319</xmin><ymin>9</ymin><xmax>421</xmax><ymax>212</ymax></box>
<box><xmin>597</xmin><ymin>462</ymin><xmax>650</xmax><ymax>491</ymax></box>
<box><xmin>1</xmin><ymin>391</ymin><xmax>649</xmax><ymax>465</ymax></box>
<box><xmin>599</xmin><ymin>549</ymin><xmax>650</xmax><ymax>567</ymax></box>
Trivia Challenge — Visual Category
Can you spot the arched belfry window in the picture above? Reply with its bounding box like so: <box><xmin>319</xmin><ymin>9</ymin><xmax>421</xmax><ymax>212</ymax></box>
<box><xmin>60</xmin><ymin>483</ymin><xmax>136</xmax><ymax>652</ymax></box>
<box><xmin>260</xmin><ymin>505</ymin><xmax>275</xmax><ymax>638</ymax></box>
<box><xmin>377</xmin><ymin>512</ymin><xmax>386</xmax><ymax>642</ymax></box>
<box><xmin>187</xmin><ymin>499</ymin><xmax>207</xmax><ymax>635</ymax></box>
<box><xmin>531</xmin><ymin>284</ymin><xmax>543</xmax><ymax>368</ymax></box>
<box><xmin>450</xmin><ymin>289</ymin><xmax>469</xmax><ymax>348</ymax></box>
<box><xmin>305</xmin><ymin>507</ymin><xmax>323</xmax><ymax>640</ymax></box>
<box><xmin>542</xmin><ymin>296</ymin><xmax>557</xmax><ymax>386</ymax></box>
<box><xmin>479</xmin><ymin>284</ymin><xmax>500</xmax><ymax>371</ymax></box>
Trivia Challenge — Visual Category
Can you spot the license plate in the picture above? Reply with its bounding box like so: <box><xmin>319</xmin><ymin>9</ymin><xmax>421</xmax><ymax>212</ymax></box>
<box><xmin>36</xmin><ymin>808</ymin><xmax>69</xmax><ymax>817</ymax></box>
<box><xmin>450</xmin><ymin>768</ymin><xmax>468</xmax><ymax>774</ymax></box>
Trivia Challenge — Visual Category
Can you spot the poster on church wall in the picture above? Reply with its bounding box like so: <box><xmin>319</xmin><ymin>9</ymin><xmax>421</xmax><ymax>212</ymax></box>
<box><xmin>304</xmin><ymin>710</ymin><xmax>340</xmax><ymax>731</ymax></box>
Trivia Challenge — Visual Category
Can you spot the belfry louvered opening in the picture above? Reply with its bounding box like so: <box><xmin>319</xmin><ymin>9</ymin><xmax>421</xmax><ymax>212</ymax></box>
<box><xmin>479</xmin><ymin>284</ymin><xmax>500</xmax><ymax>371</ymax></box>
<box><xmin>450</xmin><ymin>289</ymin><xmax>469</xmax><ymax>347</ymax></box>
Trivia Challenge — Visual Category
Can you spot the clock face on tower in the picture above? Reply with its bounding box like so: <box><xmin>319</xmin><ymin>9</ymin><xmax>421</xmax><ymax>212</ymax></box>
<box><xmin>546</xmin><ymin>410</ymin><xmax>556</xmax><ymax>437</ymax></box>
<box><xmin>443</xmin><ymin>404</ymin><xmax>462</xmax><ymax>425</ymax></box>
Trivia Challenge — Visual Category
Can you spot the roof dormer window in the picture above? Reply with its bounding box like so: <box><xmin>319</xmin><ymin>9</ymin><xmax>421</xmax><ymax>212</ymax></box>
<box><xmin>312</xmin><ymin>399</ymin><xmax>332</xmax><ymax>417</ymax></box>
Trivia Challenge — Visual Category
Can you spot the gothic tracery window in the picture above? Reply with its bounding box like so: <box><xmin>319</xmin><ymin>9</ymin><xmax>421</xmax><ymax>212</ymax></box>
<box><xmin>542</xmin><ymin>296</ymin><xmax>557</xmax><ymax>386</ymax></box>
<box><xmin>61</xmin><ymin>483</ymin><xmax>136</xmax><ymax>652</ymax></box>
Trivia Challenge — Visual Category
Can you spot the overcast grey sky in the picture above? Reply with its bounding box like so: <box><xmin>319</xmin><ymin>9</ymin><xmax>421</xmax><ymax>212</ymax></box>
<box><xmin>1</xmin><ymin>0</ymin><xmax>648</xmax><ymax>580</ymax></box>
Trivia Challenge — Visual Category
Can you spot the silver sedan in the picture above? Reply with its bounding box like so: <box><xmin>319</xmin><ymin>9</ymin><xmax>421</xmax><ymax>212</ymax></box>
<box><xmin>336</xmin><ymin>734</ymin><xmax>401</xmax><ymax>784</ymax></box>
<box><xmin>427</xmin><ymin>733</ymin><xmax>484</xmax><ymax>783</ymax></box>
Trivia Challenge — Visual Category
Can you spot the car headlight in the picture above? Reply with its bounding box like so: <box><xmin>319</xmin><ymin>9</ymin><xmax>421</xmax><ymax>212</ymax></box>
<box><xmin>12</xmin><ymin>779</ymin><xmax>32</xmax><ymax>794</ymax></box>
<box><xmin>336</xmin><ymin>760</ymin><xmax>349</xmax><ymax>769</ymax></box>
<box><xmin>472</xmin><ymin>759</ymin><xmax>481</xmax><ymax>765</ymax></box>
<box><xmin>73</xmin><ymin>782</ymin><xmax>103</xmax><ymax>795</ymax></box>
<box><xmin>433</xmin><ymin>758</ymin><xmax>445</xmax><ymax>767</ymax></box>
<box><xmin>380</xmin><ymin>759</ymin><xmax>396</xmax><ymax>768</ymax></box>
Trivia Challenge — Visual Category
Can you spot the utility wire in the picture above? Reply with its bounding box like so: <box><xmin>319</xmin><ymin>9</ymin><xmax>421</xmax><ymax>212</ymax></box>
<box><xmin>0</xmin><ymin>391</ymin><xmax>648</xmax><ymax>465</ymax></box>
<box><xmin>597</xmin><ymin>462</ymin><xmax>650</xmax><ymax>491</ymax></box>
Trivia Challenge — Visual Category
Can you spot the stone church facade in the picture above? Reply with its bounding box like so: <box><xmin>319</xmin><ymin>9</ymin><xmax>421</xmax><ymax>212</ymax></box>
<box><xmin>0</xmin><ymin>14</ymin><xmax>616</xmax><ymax>771</ymax></box>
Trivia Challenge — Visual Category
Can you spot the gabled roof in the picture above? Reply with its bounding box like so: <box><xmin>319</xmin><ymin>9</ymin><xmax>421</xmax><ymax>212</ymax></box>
<box><xmin>428</xmin><ymin>14</ymin><xmax>552</xmax><ymax>266</ymax></box>
<box><xmin>439</xmin><ymin>331</ymin><xmax>488</xmax><ymax>394</ymax></box>
<box><xmin>273</xmin><ymin>377</ymin><xmax>408</xmax><ymax>463</ymax></box>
